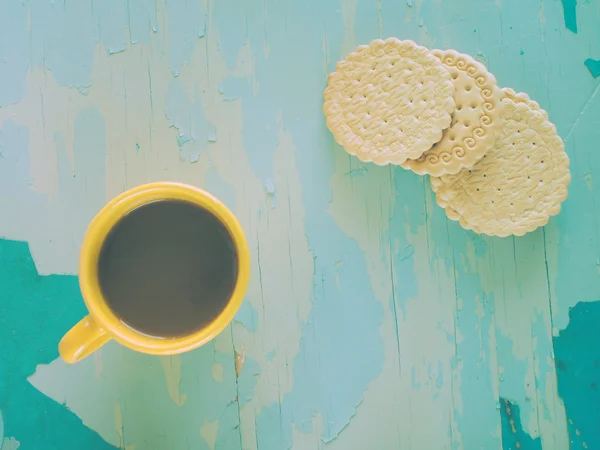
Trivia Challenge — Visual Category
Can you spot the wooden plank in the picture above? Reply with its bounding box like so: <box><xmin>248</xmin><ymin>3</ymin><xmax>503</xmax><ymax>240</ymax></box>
<box><xmin>0</xmin><ymin>0</ymin><xmax>598</xmax><ymax>448</ymax></box>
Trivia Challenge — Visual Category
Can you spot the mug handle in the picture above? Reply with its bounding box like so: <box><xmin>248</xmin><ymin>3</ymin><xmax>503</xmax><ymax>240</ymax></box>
<box><xmin>59</xmin><ymin>316</ymin><xmax>111</xmax><ymax>363</ymax></box>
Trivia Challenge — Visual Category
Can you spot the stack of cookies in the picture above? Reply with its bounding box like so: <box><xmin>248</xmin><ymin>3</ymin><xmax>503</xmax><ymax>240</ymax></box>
<box><xmin>323</xmin><ymin>38</ymin><xmax>570</xmax><ymax>237</ymax></box>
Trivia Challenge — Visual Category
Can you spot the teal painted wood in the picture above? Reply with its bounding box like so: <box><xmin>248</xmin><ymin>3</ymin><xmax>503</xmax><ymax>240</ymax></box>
<box><xmin>0</xmin><ymin>0</ymin><xmax>598</xmax><ymax>448</ymax></box>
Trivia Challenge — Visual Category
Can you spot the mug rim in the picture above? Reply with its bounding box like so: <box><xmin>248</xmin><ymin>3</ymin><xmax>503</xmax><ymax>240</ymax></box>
<box><xmin>78</xmin><ymin>182</ymin><xmax>250</xmax><ymax>354</ymax></box>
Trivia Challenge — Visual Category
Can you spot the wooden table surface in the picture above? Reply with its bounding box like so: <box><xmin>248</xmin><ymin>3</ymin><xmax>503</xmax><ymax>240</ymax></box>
<box><xmin>1</xmin><ymin>0</ymin><xmax>599</xmax><ymax>449</ymax></box>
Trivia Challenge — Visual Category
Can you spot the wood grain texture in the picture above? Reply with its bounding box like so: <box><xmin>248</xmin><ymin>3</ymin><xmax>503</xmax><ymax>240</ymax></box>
<box><xmin>0</xmin><ymin>0</ymin><xmax>599</xmax><ymax>448</ymax></box>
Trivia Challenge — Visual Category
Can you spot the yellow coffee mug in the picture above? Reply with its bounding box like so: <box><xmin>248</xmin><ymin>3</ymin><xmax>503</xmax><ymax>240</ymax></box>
<box><xmin>59</xmin><ymin>182</ymin><xmax>250</xmax><ymax>363</ymax></box>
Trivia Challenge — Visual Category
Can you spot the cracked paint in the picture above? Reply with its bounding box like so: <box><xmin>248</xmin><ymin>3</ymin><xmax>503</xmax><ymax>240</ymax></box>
<box><xmin>561</xmin><ymin>0</ymin><xmax>578</xmax><ymax>33</ymax></box>
<box><xmin>554</xmin><ymin>301</ymin><xmax>600</xmax><ymax>449</ymax></box>
<box><xmin>500</xmin><ymin>398</ymin><xmax>542</xmax><ymax>450</ymax></box>
<box><xmin>584</xmin><ymin>59</ymin><xmax>600</xmax><ymax>78</ymax></box>
<box><xmin>0</xmin><ymin>0</ymin><xmax>599</xmax><ymax>448</ymax></box>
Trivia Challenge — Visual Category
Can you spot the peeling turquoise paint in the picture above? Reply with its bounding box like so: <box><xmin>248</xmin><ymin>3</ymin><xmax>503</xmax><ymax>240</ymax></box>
<box><xmin>413</xmin><ymin>176</ymin><xmax>499</xmax><ymax>448</ymax></box>
<box><xmin>0</xmin><ymin>1</ymin><xmax>29</xmax><ymax>106</ymax></box>
<box><xmin>255</xmin><ymin>201</ymin><xmax>384</xmax><ymax>446</ymax></box>
<box><xmin>561</xmin><ymin>0</ymin><xmax>578</xmax><ymax>33</ymax></box>
<box><xmin>262</xmin><ymin>179</ymin><xmax>275</xmax><ymax>195</ymax></box>
<box><xmin>0</xmin><ymin>121</ymin><xmax>45</xmax><ymax>238</ymax></box>
<box><xmin>554</xmin><ymin>301</ymin><xmax>600</xmax><ymax>449</ymax></box>
<box><xmin>450</xmin><ymin>243</ymin><xmax>499</xmax><ymax>449</ymax></box>
<box><xmin>215</xmin><ymin>402</ymin><xmax>242</xmax><ymax>449</ymax></box>
<box><xmin>495</xmin><ymin>333</ymin><xmax>533</xmax><ymax>430</ymax></box>
<box><xmin>165</xmin><ymin>79</ymin><xmax>216</xmax><ymax>163</ymax></box>
<box><xmin>95</xmin><ymin>0</ymin><xmax>129</xmax><ymax>54</ymax></box>
<box><xmin>0</xmin><ymin>107</ymin><xmax>107</xmax><ymax>275</ymax></box>
<box><xmin>0</xmin><ymin>238</ymin><xmax>117</xmax><ymax>449</ymax></box>
<box><xmin>212</xmin><ymin>1</ymin><xmax>385</xmax><ymax>445</ymax></box>
<box><xmin>584</xmin><ymin>59</ymin><xmax>600</xmax><ymax>78</ymax></box>
<box><xmin>128</xmin><ymin>0</ymin><xmax>158</xmax><ymax>45</ymax></box>
<box><xmin>213</xmin><ymin>0</ymin><xmax>247</xmax><ymax>70</ymax></box>
<box><xmin>29</xmin><ymin>336</ymin><xmax>254</xmax><ymax>448</ymax></box>
<box><xmin>500</xmin><ymin>399</ymin><xmax>542</xmax><ymax>450</ymax></box>
<box><xmin>234</xmin><ymin>300</ymin><xmax>259</xmax><ymax>333</ymax></box>
<box><xmin>531</xmin><ymin>312</ymin><xmax>554</xmax><ymax>422</ymax></box>
<box><xmin>238</xmin><ymin>357</ymin><xmax>261</xmax><ymax>407</ymax></box>
<box><xmin>1</xmin><ymin>0</ymin><xmax>158</xmax><ymax>101</ymax></box>
<box><xmin>387</xmin><ymin>169</ymin><xmax>420</xmax><ymax>316</ymax></box>
<box><xmin>263</xmin><ymin>179</ymin><xmax>276</xmax><ymax>208</ymax></box>
<box><xmin>205</xmin><ymin>164</ymin><xmax>236</xmax><ymax>211</ymax></box>
<box><xmin>218</xmin><ymin>77</ymin><xmax>246</xmax><ymax>102</ymax></box>
<box><xmin>30</xmin><ymin>0</ymin><xmax>98</xmax><ymax>88</ymax></box>
<box><xmin>165</xmin><ymin>0</ymin><xmax>205</xmax><ymax>76</ymax></box>
<box><xmin>552</xmin><ymin>51</ymin><xmax>600</xmax><ymax>334</ymax></box>
<box><xmin>1</xmin><ymin>0</ymin><xmax>599</xmax><ymax>447</ymax></box>
<box><xmin>218</xmin><ymin>73</ymin><xmax>279</xmax><ymax>180</ymax></box>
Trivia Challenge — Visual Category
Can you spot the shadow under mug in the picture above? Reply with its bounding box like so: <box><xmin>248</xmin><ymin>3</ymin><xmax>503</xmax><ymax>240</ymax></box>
<box><xmin>58</xmin><ymin>182</ymin><xmax>250</xmax><ymax>364</ymax></box>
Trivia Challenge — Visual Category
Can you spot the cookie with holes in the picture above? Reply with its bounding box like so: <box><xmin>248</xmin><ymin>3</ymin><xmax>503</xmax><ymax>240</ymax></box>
<box><xmin>402</xmin><ymin>49</ymin><xmax>503</xmax><ymax>176</ymax></box>
<box><xmin>323</xmin><ymin>38</ymin><xmax>455</xmax><ymax>165</ymax></box>
<box><xmin>430</xmin><ymin>97</ymin><xmax>570</xmax><ymax>237</ymax></box>
<box><xmin>502</xmin><ymin>88</ymin><xmax>548</xmax><ymax>119</ymax></box>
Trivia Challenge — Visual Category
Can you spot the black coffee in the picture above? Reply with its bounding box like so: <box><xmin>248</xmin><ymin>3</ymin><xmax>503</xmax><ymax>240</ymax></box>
<box><xmin>97</xmin><ymin>200</ymin><xmax>239</xmax><ymax>338</ymax></box>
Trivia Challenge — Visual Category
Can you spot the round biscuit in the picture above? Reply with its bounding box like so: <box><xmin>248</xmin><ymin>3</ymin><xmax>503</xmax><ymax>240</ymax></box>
<box><xmin>502</xmin><ymin>88</ymin><xmax>548</xmax><ymax>119</ymax></box>
<box><xmin>323</xmin><ymin>38</ymin><xmax>455</xmax><ymax>165</ymax></box>
<box><xmin>430</xmin><ymin>98</ymin><xmax>570</xmax><ymax>237</ymax></box>
<box><xmin>403</xmin><ymin>49</ymin><xmax>503</xmax><ymax>176</ymax></box>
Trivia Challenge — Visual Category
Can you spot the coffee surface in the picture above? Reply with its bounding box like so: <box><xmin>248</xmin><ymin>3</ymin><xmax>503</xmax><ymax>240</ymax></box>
<box><xmin>97</xmin><ymin>200</ymin><xmax>238</xmax><ymax>338</ymax></box>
